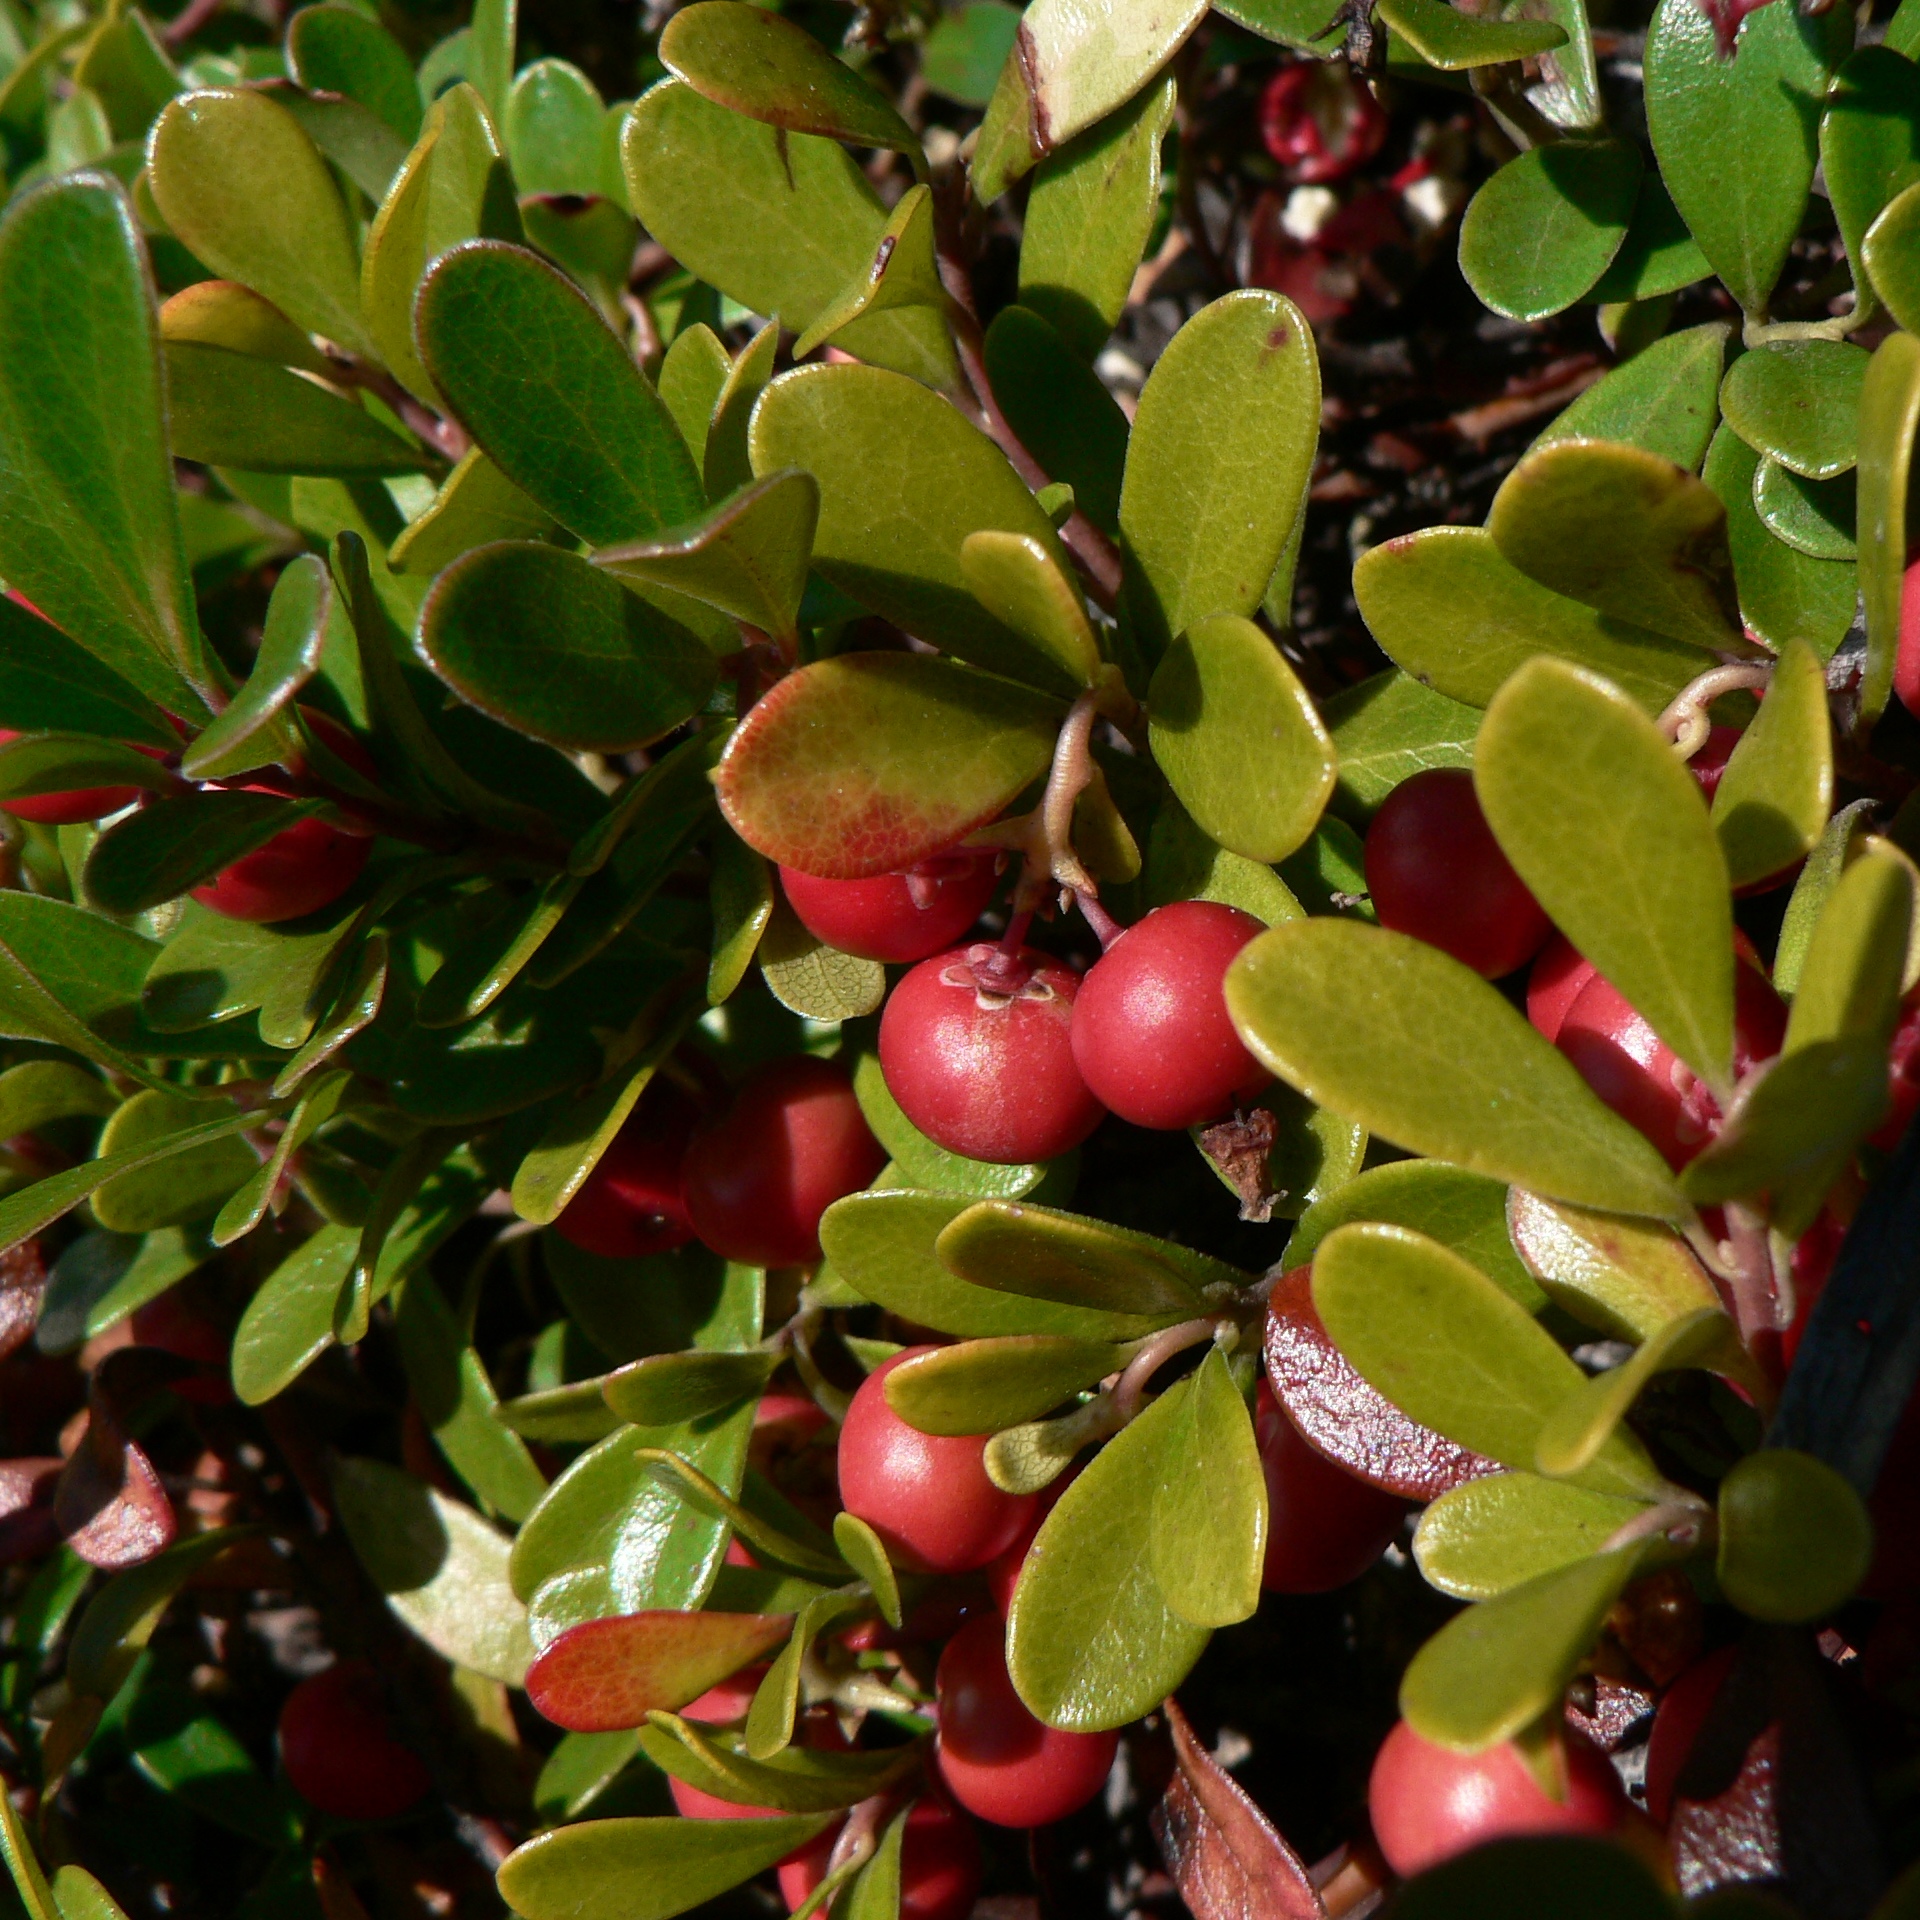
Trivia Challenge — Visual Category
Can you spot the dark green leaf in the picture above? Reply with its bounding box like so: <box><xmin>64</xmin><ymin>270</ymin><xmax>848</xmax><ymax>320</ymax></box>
<box><xmin>288</xmin><ymin>4</ymin><xmax>421</xmax><ymax>142</ymax></box>
<box><xmin>1822</xmin><ymin>46</ymin><xmax>1920</xmax><ymax>320</ymax></box>
<box><xmin>1716</xmin><ymin>1448</ymin><xmax>1872</xmax><ymax>1622</ymax></box>
<box><xmin>1374</xmin><ymin>0</ymin><xmax>1565</xmax><ymax>66</ymax></box>
<box><xmin>181</xmin><ymin>554</ymin><xmax>328</xmax><ymax>780</ymax></box>
<box><xmin>1458</xmin><ymin>141</ymin><xmax>1639</xmax><ymax>322</ymax></box>
<box><xmin>1587</xmin><ymin>171</ymin><xmax>1711</xmax><ymax>302</ymax></box>
<box><xmin>1720</xmin><ymin>340</ymin><xmax>1868</xmax><ymax>481</ymax></box>
<box><xmin>1858</xmin><ymin>329</ymin><xmax>1920</xmax><ymax>727</ymax></box>
<box><xmin>1753</xmin><ymin>459</ymin><xmax>1855</xmax><ymax>559</ymax></box>
<box><xmin>505</xmin><ymin>58</ymin><xmax>607</xmax><ymax>197</ymax></box>
<box><xmin>982</xmin><ymin>305</ymin><xmax>1130</xmax><ymax>534</ymax></box>
<box><xmin>0</xmin><ymin>593</ymin><xmax>173</xmax><ymax>746</ymax></box>
<box><xmin>0</xmin><ymin>737</ymin><xmax>176</xmax><ymax>807</ymax></box>
<box><xmin>90</xmin><ymin>1088</ymin><xmax>258</xmax><ymax>1232</ymax></box>
<box><xmin>1535</xmin><ymin>321</ymin><xmax>1728</xmax><ymax>472</ymax></box>
<box><xmin>83</xmin><ymin>792</ymin><xmax>322</xmax><ymax>916</ymax></box>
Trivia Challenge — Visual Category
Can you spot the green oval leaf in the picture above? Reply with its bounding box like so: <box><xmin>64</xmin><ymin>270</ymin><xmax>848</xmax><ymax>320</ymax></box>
<box><xmin>1587</xmin><ymin>170</ymin><xmax>1711</xmax><ymax>303</ymax></box>
<box><xmin>1321</xmin><ymin>670</ymin><xmax>1478</xmax><ymax>817</ymax></box>
<box><xmin>1786</xmin><ymin>844</ymin><xmax>1914</xmax><ymax>1052</ymax></box>
<box><xmin>288</xmin><ymin>3</ymin><xmax>421</xmax><ymax>142</ymax></box>
<box><xmin>1375</xmin><ymin>0</ymin><xmax>1565</xmax><ymax>67</ymax></box>
<box><xmin>1148</xmin><ymin>1346</ymin><xmax>1266</xmax><ymax>1628</ymax></box>
<box><xmin>1506</xmin><ymin>1190</ymin><xmax>1721</xmax><ymax>1343</ymax></box>
<box><xmin>1458</xmin><ymin>141</ymin><xmax>1639</xmax><ymax>322</ymax></box>
<box><xmin>1487</xmin><ymin>439</ymin><xmax>1741</xmax><ymax>652</ymax></box>
<box><xmin>1644</xmin><ymin>0</ymin><xmax>1846</xmax><ymax>316</ymax></box>
<box><xmin>82</xmin><ymin>792</ymin><xmax>325</xmax><ymax>916</ymax></box>
<box><xmin>1857</xmin><ymin>329</ymin><xmax>1920</xmax><ymax>728</ymax></box>
<box><xmin>1413</xmin><ymin>1472</ymin><xmax>1647</xmax><ymax>1600</ymax></box>
<box><xmin>1753</xmin><ymin>458</ymin><xmax>1855</xmax><ymax>559</ymax></box>
<box><xmin>602</xmin><ymin>1351</ymin><xmax>779</xmax><ymax>1427</ymax></box>
<box><xmin>882</xmin><ymin>1335</ymin><xmax>1130</xmax><ymax>1436</ymax></box>
<box><xmin>756</xmin><ymin>897</ymin><xmax>885</xmax><ymax>1022</ymax></box>
<box><xmin>148</xmin><ymin>89</ymin><xmax>376</xmax><ymax>361</ymax></box>
<box><xmin>1716</xmin><ymin>1448</ymin><xmax>1873</xmax><ymax>1622</ymax></box>
<box><xmin>1312</xmin><ymin>1223</ymin><xmax>1668</xmax><ymax>1498</ymax></box>
<box><xmin>1476</xmin><ymin>655</ymin><xmax>1734</xmax><ymax>1085</ymax></box>
<box><xmin>505</xmin><ymin>59</ymin><xmax>609</xmax><ymax>197</ymax></box>
<box><xmin>1864</xmin><ymin>175</ymin><xmax>1920</xmax><ymax>334</ymax></box>
<box><xmin>959</xmin><ymin>530</ymin><xmax>1103</xmax><ymax>690</ymax></box>
<box><xmin>419</xmin><ymin>542</ymin><xmax>714</xmax><ymax>753</ymax></box>
<box><xmin>1148</xmin><ymin>612</ymin><xmax>1335</xmax><ymax>864</ymax></box>
<box><xmin>0</xmin><ymin>594</ymin><xmax>172</xmax><ymax>748</ymax></box>
<box><xmin>1535</xmin><ymin>321</ymin><xmax>1729</xmax><ymax>472</ymax></box>
<box><xmin>1821</xmin><ymin>45</ymin><xmax>1920</xmax><ymax>320</ymax></box>
<box><xmin>90</xmin><ymin>1090</ymin><xmax>257</xmax><ymax>1233</ymax></box>
<box><xmin>983</xmin><ymin>305</ymin><xmax>1129</xmax><ymax>534</ymax></box>
<box><xmin>1400</xmin><ymin>1544</ymin><xmax>1651</xmax><ymax>1750</ymax></box>
<box><xmin>623</xmin><ymin>80</ymin><xmax>956</xmax><ymax>391</ymax></box>
<box><xmin>181</xmin><ymin>554</ymin><xmax>329</xmax><ymax>780</ymax></box>
<box><xmin>1119</xmin><ymin>291</ymin><xmax>1319</xmax><ymax>660</ymax></box>
<box><xmin>1352</xmin><ymin>527</ymin><xmax>1708</xmax><ymax>713</ymax></box>
<box><xmin>418</xmin><ymin>240</ymin><xmax>704</xmax><ymax>547</ymax></box>
<box><xmin>1720</xmin><ymin>340</ymin><xmax>1869</xmax><ymax>481</ymax></box>
<box><xmin>1005</xmin><ymin>1374</ymin><xmax>1212</xmax><ymax>1728</ymax></box>
<box><xmin>713</xmin><ymin>651</ymin><xmax>1060</xmax><ymax>879</ymax></box>
<box><xmin>750</xmin><ymin>363</ymin><xmax>1079</xmax><ymax>692</ymax></box>
<box><xmin>1227</xmin><ymin>920</ymin><xmax>1685</xmax><ymax>1219</ymax></box>
<box><xmin>1710</xmin><ymin>638</ymin><xmax>1832</xmax><ymax>889</ymax></box>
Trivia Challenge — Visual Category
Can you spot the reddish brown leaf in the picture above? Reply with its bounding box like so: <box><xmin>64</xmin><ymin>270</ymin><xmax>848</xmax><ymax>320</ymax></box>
<box><xmin>1151</xmin><ymin>1697</ymin><xmax>1325</xmax><ymax>1920</ymax></box>
<box><xmin>1263</xmin><ymin>1267</ymin><xmax>1499</xmax><ymax>1500</ymax></box>
<box><xmin>0</xmin><ymin>1455</ymin><xmax>61</xmax><ymax>1565</ymax></box>
<box><xmin>0</xmin><ymin>1238</ymin><xmax>45</xmax><ymax>1362</ymax></box>
<box><xmin>53</xmin><ymin>1409</ymin><xmax>176</xmax><ymax>1570</ymax></box>
<box><xmin>525</xmin><ymin>1609</ymin><xmax>794</xmax><ymax>1732</ymax></box>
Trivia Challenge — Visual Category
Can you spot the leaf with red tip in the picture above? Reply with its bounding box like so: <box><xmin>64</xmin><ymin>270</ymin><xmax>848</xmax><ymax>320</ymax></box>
<box><xmin>0</xmin><ymin>1238</ymin><xmax>45</xmax><ymax>1361</ymax></box>
<box><xmin>1151</xmin><ymin>1697</ymin><xmax>1326</xmax><ymax>1920</ymax></box>
<box><xmin>54</xmin><ymin>1414</ymin><xmax>175</xmax><ymax>1571</ymax></box>
<box><xmin>0</xmin><ymin>1458</ymin><xmax>61</xmax><ymax>1566</ymax></box>
<box><xmin>714</xmin><ymin>652</ymin><xmax>1060</xmax><ymax>880</ymax></box>
<box><xmin>1262</xmin><ymin>1265</ymin><xmax>1499</xmax><ymax>1502</ymax></box>
<box><xmin>527</xmin><ymin>1609</ymin><xmax>793</xmax><ymax>1733</ymax></box>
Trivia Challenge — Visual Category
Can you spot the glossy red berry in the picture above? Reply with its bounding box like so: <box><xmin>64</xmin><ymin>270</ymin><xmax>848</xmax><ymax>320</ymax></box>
<box><xmin>1069</xmin><ymin>902</ymin><xmax>1269</xmax><ymax>1130</ymax></box>
<box><xmin>1555</xmin><ymin>957</ymin><xmax>1786</xmax><ymax>1170</ymax></box>
<box><xmin>192</xmin><ymin>810</ymin><xmax>371</xmax><ymax>922</ymax></box>
<box><xmin>838</xmin><ymin>1349</ymin><xmax>1035</xmax><ymax>1574</ymax></box>
<box><xmin>278</xmin><ymin>1660</ymin><xmax>432</xmax><ymax>1823</ymax></box>
<box><xmin>779</xmin><ymin>1795</ymin><xmax>982</xmax><ymax>1920</ymax></box>
<box><xmin>1367</xmin><ymin>1718</ymin><xmax>1624</xmax><ymax>1877</ymax></box>
<box><xmin>1643</xmin><ymin>1645</ymin><xmax>1737</xmax><ymax>1826</ymax></box>
<box><xmin>879</xmin><ymin>944</ymin><xmax>1105</xmax><ymax>1164</ymax></box>
<box><xmin>1527</xmin><ymin>935</ymin><xmax>1595</xmax><ymax>1044</ymax></box>
<box><xmin>553</xmin><ymin>1085</ymin><xmax>697</xmax><ymax>1260</ymax></box>
<box><xmin>1255</xmin><ymin>1379</ymin><xmax>1403</xmax><ymax>1593</ymax></box>
<box><xmin>1896</xmin><ymin>555</ymin><xmax>1920</xmax><ymax>721</ymax></box>
<box><xmin>1259</xmin><ymin>62</ymin><xmax>1388</xmax><ymax>182</ymax></box>
<box><xmin>935</xmin><ymin>1615</ymin><xmax>1117</xmax><ymax>1828</ymax></box>
<box><xmin>681</xmin><ymin>1056</ymin><xmax>884</xmax><ymax>1267</ymax></box>
<box><xmin>1364</xmin><ymin>769</ymin><xmax>1551</xmax><ymax>978</ymax></box>
<box><xmin>779</xmin><ymin>850</ymin><xmax>998</xmax><ymax>964</ymax></box>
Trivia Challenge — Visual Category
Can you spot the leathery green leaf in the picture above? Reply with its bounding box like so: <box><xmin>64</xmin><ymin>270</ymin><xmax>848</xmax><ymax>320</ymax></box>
<box><xmin>1506</xmin><ymin>1190</ymin><xmax>1721</xmax><ymax>1343</ymax></box>
<box><xmin>984</xmin><ymin>306</ymin><xmax>1130</xmax><ymax>534</ymax></box>
<box><xmin>656</xmin><ymin>323</ymin><xmax>731</xmax><ymax>465</ymax></box>
<box><xmin>1149</xmin><ymin>1347</ymin><xmax>1267</xmax><ymax>1628</ymax></box>
<box><xmin>82</xmin><ymin>792</ymin><xmax>325</xmax><ymax>916</ymax></box>
<box><xmin>1313</xmin><ymin>1223</ymin><xmax>1669</xmax><ymax>1499</ymax></box>
<box><xmin>596</xmin><ymin>472</ymin><xmax>819</xmax><ymax>649</ymax></box>
<box><xmin>0</xmin><ymin>736</ymin><xmax>175</xmax><ymax>807</ymax></box>
<box><xmin>90</xmin><ymin>1089</ymin><xmax>259</xmax><ymax>1233</ymax></box>
<box><xmin>497</xmin><ymin>1815</ymin><xmax>835</xmax><ymax>1920</ymax></box>
<box><xmin>147</xmin><ymin>90</ymin><xmax>377</xmax><ymax>361</ymax></box>
<box><xmin>969</xmin><ymin>0</ymin><xmax>1207</xmax><ymax>202</ymax></box>
<box><xmin>1148</xmin><ymin>612</ymin><xmax>1335</xmax><ymax>863</ymax></box>
<box><xmin>1320</xmin><ymin>670</ymin><xmax>1477</xmax><ymax>818</ymax></box>
<box><xmin>419</xmin><ymin>542</ymin><xmax>714</xmax><ymax>753</ymax></box>
<box><xmin>1865</xmin><ymin>176</ymin><xmax>1920</xmax><ymax>335</ymax></box>
<box><xmin>1375</xmin><ymin>0</ymin><xmax>1565</xmax><ymax>67</ymax></box>
<box><xmin>820</xmin><ymin>1190</ymin><xmax>1175</xmax><ymax>1341</ymax></box>
<box><xmin>1702</xmin><ymin>425</ymin><xmax>1858</xmax><ymax>659</ymax></box>
<box><xmin>1776</xmin><ymin>802</ymin><xmax>1884</xmax><ymax>998</ymax></box>
<box><xmin>659</xmin><ymin>2</ymin><xmax>919</xmax><ymax>159</ymax></box>
<box><xmin>1458</xmin><ymin>141</ymin><xmax>1638</xmax><ymax>322</ymax></box>
<box><xmin>418</xmin><ymin>241</ymin><xmax>704</xmax><ymax>547</ymax></box>
<box><xmin>1119</xmin><ymin>291</ymin><xmax>1319</xmax><ymax>659</ymax></box>
<box><xmin>1018</xmin><ymin>76</ymin><xmax>1176</xmax><ymax>362</ymax></box>
<box><xmin>1754</xmin><ymin>459</ymin><xmax>1855</xmax><ymax>559</ymax></box>
<box><xmin>704</xmin><ymin>322</ymin><xmax>779</xmax><ymax>500</ymax></box>
<box><xmin>1476</xmin><ymin>657</ymin><xmax>1735</xmax><ymax>1087</ymax></box>
<box><xmin>1786</xmin><ymin>846</ymin><xmax>1914</xmax><ymax>1052</ymax></box>
<box><xmin>0</xmin><ymin>593</ymin><xmax>172</xmax><ymax>748</ymax></box>
<box><xmin>882</xmin><ymin>1336</ymin><xmax>1130</xmax><ymax>1436</ymax></box>
<box><xmin>1644</xmin><ymin>0</ymin><xmax>1846</xmax><ymax>317</ymax></box>
<box><xmin>159</xmin><ymin>276</ymin><xmax>324</xmax><ymax>373</ymax></box>
<box><xmin>1588</xmin><ymin>174</ymin><xmax>1710</xmax><ymax>304</ymax></box>
<box><xmin>289</xmin><ymin>4</ymin><xmax>420</xmax><ymax>141</ymax></box>
<box><xmin>756</xmin><ymin>896</ymin><xmax>885</xmax><ymax>1022</ymax></box>
<box><xmin>362</xmin><ymin>84</ymin><xmax>518</xmax><ymax>409</ymax></box>
<box><xmin>959</xmin><ymin>531</ymin><xmax>1103</xmax><ymax>689</ymax></box>
<box><xmin>1402</xmin><ymin>1544</ymin><xmax>1651</xmax><ymax>1750</ymax></box>
<box><xmin>1414</xmin><ymin>1474</ymin><xmax>1647</xmax><ymax>1601</ymax></box>
<box><xmin>505</xmin><ymin>59</ymin><xmax>606</xmax><ymax>197</ymax></box>
<box><xmin>1710</xmin><ymin>640</ymin><xmax>1832</xmax><ymax>890</ymax></box>
<box><xmin>0</xmin><ymin>177</ymin><xmax>215</xmax><ymax>721</ymax></box>
<box><xmin>1536</xmin><ymin>322</ymin><xmax>1728</xmax><ymax>473</ymax></box>
<box><xmin>1227</xmin><ymin>921</ymin><xmax>1686</xmax><ymax>1220</ymax></box>
<box><xmin>1487</xmin><ymin>439</ymin><xmax>1742</xmax><ymax>653</ymax></box>
<box><xmin>935</xmin><ymin>1199</ymin><xmax>1241</xmax><ymax>1318</ymax></box>
<box><xmin>714</xmin><ymin>652</ymin><xmax>1060</xmax><ymax>880</ymax></box>
<box><xmin>1716</xmin><ymin>1448</ymin><xmax>1873</xmax><ymax>1624</ymax></box>
<box><xmin>793</xmin><ymin>184</ymin><xmax>948</xmax><ymax>361</ymax></box>
<box><xmin>749</xmin><ymin>364</ymin><xmax>1081</xmax><ymax>693</ymax></box>
<box><xmin>708</xmin><ymin>829</ymin><xmax>774</xmax><ymax>1007</ymax></box>
<box><xmin>388</xmin><ymin>448</ymin><xmax>555</xmax><ymax>578</ymax></box>
<box><xmin>604</xmin><ymin>1351</ymin><xmax>779</xmax><ymax>1428</ymax></box>
<box><xmin>1721</xmin><ymin>340</ymin><xmax>1869</xmax><ymax>481</ymax></box>
<box><xmin>180</xmin><ymin>554</ymin><xmax>327</xmax><ymax>779</ymax></box>
<box><xmin>1821</xmin><ymin>44</ymin><xmax>1920</xmax><ymax>318</ymax></box>
<box><xmin>1005</xmin><ymin>1370</ymin><xmax>1212</xmax><ymax>1729</ymax></box>
<box><xmin>1352</xmin><ymin>527</ymin><xmax>1707</xmax><ymax>713</ymax></box>
<box><xmin>1858</xmin><ymin>330</ymin><xmax>1920</xmax><ymax>728</ymax></box>
<box><xmin>623</xmin><ymin>80</ymin><xmax>956</xmax><ymax>391</ymax></box>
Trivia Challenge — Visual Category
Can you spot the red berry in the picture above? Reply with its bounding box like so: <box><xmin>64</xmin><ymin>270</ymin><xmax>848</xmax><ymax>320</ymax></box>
<box><xmin>779</xmin><ymin>850</ymin><xmax>998</xmax><ymax>964</ymax></box>
<box><xmin>1527</xmin><ymin>934</ymin><xmax>1595</xmax><ymax>1044</ymax></box>
<box><xmin>1068</xmin><ymin>902</ymin><xmax>1269</xmax><ymax>1130</ymax></box>
<box><xmin>681</xmin><ymin>1056</ymin><xmax>885</xmax><ymax>1267</ymax></box>
<box><xmin>778</xmin><ymin>1795</ymin><xmax>982</xmax><ymax>1920</ymax></box>
<box><xmin>1364</xmin><ymin>770</ymin><xmax>1551</xmax><ymax>978</ymax></box>
<box><xmin>669</xmin><ymin>1696</ymin><xmax>846</xmax><ymax>1820</ymax></box>
<box><xmin>278</xmin><ymin>1661</ymin><xmax>432</xmax><ymax>1823</ymax></box>
<box><xmin>1255</xmin><ymin>1379</ymin><xmax>1404</xmax><ymax>1593</ymax></box>
<box><xmin>553</xmin><ymin>1084</ymin><xmax>697</xmax><ymax>1260</ymax></box>
<box><xmin>1366</xmin><ymin>1718</ymin><xmax>1624</xmax><ymax>1877</ymax></box>
<box><xmin>0</xmin><ymin>728</ymin><xmax>166</xmax><ymax>825</ymax></box>
<box><xmin>879</xmin><ymin>945</ymin><xmax>1105</xmax><ymax>1164</ymax></box>
<box><xmin>838</xmin><ymin>1349</ymin><xmax>1035</xmax><ymax>1574</ymax></box>
<box><xmin>1643</xmin><ymin>1645</ymin><xmax>1737</xmax><ymax>1827</ymax></box>
<box><xmin>192</xmin><ymin>809</ymin><xmax>371</xmax><ymax>922</ymax></box>
<box><xmin>934</xmin><ymin>1615</ymin><xmax>1117</xmax><ymax>1828</ymax></box>
<box><xmin>986</xmin><ymin>1466</ymin><xmax>1077</xmax><ymax>1614</ymax></box>
<box><xmin>1872</xmin><ymin>993</ymin><xmax>1920</xmax><ymax>1153</ymax></box>
<box><xmin>1896</xmin><ymin>556</ymin><xmax>1920</xmax><ymax>722</ymax></box>
<box><xmin>1555</xmin><ymin>957</ymin><xmax>1786</xmax><ymax>1170</ymax></box>
<box><xmin>1258</xmin><ymin>63</ymin><xmax>1387</xmax><ymax>182</ymax></box>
